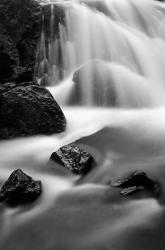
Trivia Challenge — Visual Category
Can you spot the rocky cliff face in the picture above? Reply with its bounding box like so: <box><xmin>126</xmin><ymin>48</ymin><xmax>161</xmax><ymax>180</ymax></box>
<box><xmin>0</xmin><ymin>0</ymin><xmax>42</xmax><ymax>83</ymax></box>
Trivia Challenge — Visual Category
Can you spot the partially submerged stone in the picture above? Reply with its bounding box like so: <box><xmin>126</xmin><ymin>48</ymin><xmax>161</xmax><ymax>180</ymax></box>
<box><xmin>0</xmin><ymin>169</ymin><xmax>42</xmax><ymax>206</ymax></box>
<box><xmin>112</xmin><ymin>170</ymin><xmax>161</xmax><ymax>197</ymax></box>
<box><xmin>50</xmin><ymin>145</ymin><xmax>95</xmax><ymax>175</ymax></box>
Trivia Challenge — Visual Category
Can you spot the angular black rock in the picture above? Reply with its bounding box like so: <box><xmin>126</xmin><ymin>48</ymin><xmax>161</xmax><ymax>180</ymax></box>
<box><xmin>0</xmin><ymin>82</ymin><xmax>66</xmax><ymax>139</ymax></box>
<box><xmin>0</xmin><ymin>169</ymin><xmax>42</xmax><ymax>205</ymax></box>
<box><xmin>50</xmin><ymin>145</ymin><xmax>95</xmax><ymax>175</ymax></box>
<box><xmin>112</xmin><ymin>170</ymin><xmax>161</xmax><ymax>197</ymax></box>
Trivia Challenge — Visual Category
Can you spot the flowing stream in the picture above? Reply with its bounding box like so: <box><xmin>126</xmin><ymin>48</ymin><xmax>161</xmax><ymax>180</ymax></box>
<box><xmin>1</xmin><ymin>0</ymin><xmax>165</xmax><ymax>249</ymax></box>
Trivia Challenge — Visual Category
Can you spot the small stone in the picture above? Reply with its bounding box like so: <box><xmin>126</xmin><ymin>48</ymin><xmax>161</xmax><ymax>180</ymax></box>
<box><xmin>50</xmin><ymin>144</ymin><xmax>95</xmax><ymax>175</ymax></box>
<box><xmin>112</xmin><ymin>170</ymin><xmax>156</xmax><ymax>189</ymax></box>
<box><xmin>112</xmin><ymin>170</ymin><xmax>161</xmax><ymax>197</ymax></box>
<box><xmin>0</xmin><ymin>169</ymin><xmax>42</xmax><ymax>206</ymax></box>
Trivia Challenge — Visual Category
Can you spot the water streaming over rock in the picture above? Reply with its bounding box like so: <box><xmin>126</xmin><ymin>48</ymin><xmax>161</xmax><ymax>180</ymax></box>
<box><xmin>1</xmin><ymin>0</ymin><xmax>165</xmax><ymax>249</ymax></box>
<box><xmin>36</xmin><ymin>0</ymin><xmax>165</xmax><ymax>107</ymax></box>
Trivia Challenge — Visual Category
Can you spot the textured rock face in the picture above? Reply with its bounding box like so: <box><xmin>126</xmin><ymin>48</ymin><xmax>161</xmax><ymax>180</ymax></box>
<box><xmin>0</xmin><ymin>0</ymin><xmax>42</xmax><ymax>83</ymax></box>
<box><xmin>0</xmin><ymin>82</ymin><xmax>66</xmax><ymax>139</ymax></box>
<box><xmin>50</xmin><ymin>145</ymin><xmax>95</xmax><ymax>175</ymax></box>
<box><xmin>0</xmin><ymin>169</ymin><xmax>42</xmax><ymax>206</ymax></box>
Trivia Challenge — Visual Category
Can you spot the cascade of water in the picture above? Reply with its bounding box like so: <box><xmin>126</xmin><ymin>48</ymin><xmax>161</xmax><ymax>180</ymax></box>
<box><xmin>35</xmin><ymin>0</ymin><xmax>165</xmax><ymax>107</ymax></box>
<box><xmin>2</xmin><ymin>1</ymin><xmax>165</xmax><ymax>249</ymax></box>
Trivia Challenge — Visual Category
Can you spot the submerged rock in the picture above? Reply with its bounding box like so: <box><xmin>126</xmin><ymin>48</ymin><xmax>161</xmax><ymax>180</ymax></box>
<box><xmin>0</xmin><ymin>169</ymin><xmax>42</xmax><ymax>205</ymax></box>
<box><xmin>50</xmin><ymin>145</ymin><xmax>95</xmax><ymax>175</ymax></box>
<box><xmin>112</xmin><ymin>170</ymin><xmax>161</xmax><ymax>197</ymax></box>
<box><xmin>68</xmin><ymin>60</ymin><xmax>117</xmax><ymax>106</ymax></box>
<box><xmin>0</xmin><ymin>82</ymin><xmax>66</xmax><ymax>139</ymax></box>
<box><xmin>112</xmin><ymin>170</ymin><xmax>158</xmax><ymax>189</ymax></box>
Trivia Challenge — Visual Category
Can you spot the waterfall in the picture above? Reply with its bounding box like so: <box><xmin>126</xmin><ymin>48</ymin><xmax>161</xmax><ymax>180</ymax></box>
<box><xmin>2</xmin><ymin>1</ymin><xmax>165</xmax><ymax>249</ymax></box>
<box><xmin>35</xmin><ymin>0</ymin><xmax>165</xmax><ymax>107</ymax></box>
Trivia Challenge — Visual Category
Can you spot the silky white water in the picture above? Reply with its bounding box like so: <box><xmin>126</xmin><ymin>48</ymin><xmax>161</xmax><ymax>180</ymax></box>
<box><xmin>1</xmin><ymin>0</ymin><xmax>165</xmax><ymax>249</ymax></box>
<box><xmin>37</xmin><ymin>0</ymin><xmax>165</xmax><ymax>107</ymax></box>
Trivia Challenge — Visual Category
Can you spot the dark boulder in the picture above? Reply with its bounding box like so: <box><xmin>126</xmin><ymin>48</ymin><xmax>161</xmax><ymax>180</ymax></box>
<box><xmin>0</xmin><ymin>169</ymin><xmax>42</xmax><ymax>205</ymax></box>
<box><xmin>0</xmin><ymin>0</ymin><xmax>42</xmax><ymax>83</ymax></box>
<box><xmin>68</xmin><ymin>60</ymin><xmax>117</xmax><ymax>106</ymax></box>
<box><xmin>0</xmin><ymin>82</ymin><xmax>66</xmax><ymax>139</ymax></box>
<box><xmin>50</xmin><ymin>144</ymin><xmax>95</xmax><ymax>175</ymax></box>
<box><xmin>112</xmin><ymin>170</ymin><xmax>161</xmax><ymax>197</ymax></box>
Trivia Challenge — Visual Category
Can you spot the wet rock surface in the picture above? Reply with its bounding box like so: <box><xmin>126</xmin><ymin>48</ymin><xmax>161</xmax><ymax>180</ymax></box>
<box><xmin>0</xmin><ymin>82</ymin><xmax>66</xmax><ymax>139</ymax></box>
<box><xmin>0</xmin><ymin>169</ymin><xmax>42</xmax><ymax>206</ymax></box>
<box><xmin>112</xmin><ymin>170</ymin><xmax>161</xmax><ymax>197</ymax></box>
<box><xmin>0</xmin><ymin>0</ymin><xmax>42</xmax><ymax>83</ymax></box>
<box><xmin>50</xmin><ymin>145</ymin><xmax>95</xmax><ymax>175</ymax></box>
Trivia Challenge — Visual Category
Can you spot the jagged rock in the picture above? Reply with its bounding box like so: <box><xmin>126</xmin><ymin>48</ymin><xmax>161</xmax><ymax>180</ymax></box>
<box><xmin>50</xmin><ymin>145</ymin><xmax>95</xmax><ymax>175</ymax></box>
<box><xmin>0</xmin><ymin>169</ymin><xmax>42</xmax><ymax>205</ymax></box>
<box><xmin>112</xmin><ymin>170</ymin><xmax>161</xmax><ymax>197</ymax></box>
<box><xmin>0</xmin><ymin>81</ymin><xmax>66</xmax><ymax>139</ymax></box>
<box><xmin>0</xmin><ymin>0</ymin><xmax>42</xmax><ymax>83</ymax></box>
<box><xmin>68</xmin><ymin>60</ymin><xmax>117</xmax><ymax>106</ymax></box>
